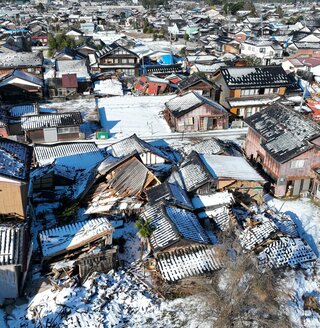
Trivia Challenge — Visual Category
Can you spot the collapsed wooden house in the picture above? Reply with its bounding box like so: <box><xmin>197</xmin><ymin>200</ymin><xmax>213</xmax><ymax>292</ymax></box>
<box><xmin>142</xmin><ymin>204</ymin><xmax>221</xmax><ymax>281</ymax></box>
<box><xmin>39</xmin><ymin>217</ymin><xmax>117</xmax><ymax>279</ymax></box>
<box><xmin>237</xmin><ymin>207</ymin><xmax>317</xmax><ymax>269</ymax></box>
<box><xmin>191</xmin><ymin>191</ymin><xmax>235</xmax><ymax>231</ymax></box>
<box><xmin>107</xmin><ymin>134</ymin><xmax>172</xmax><ymax>166</ymax></box>
<box><xmin>83</xmin><ymin>152</ymin><xmax>160</xmax><ymax>215</ymax></box>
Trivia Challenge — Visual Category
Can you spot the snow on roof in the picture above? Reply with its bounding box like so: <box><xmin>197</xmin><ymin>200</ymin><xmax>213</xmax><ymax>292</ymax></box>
<box><xmin>34</xmin><ymin>142</ymin><xmax>104</xmax><ymax>168</ymax></box>
<box><xmin>146</xmin><ymin>181</ymin><xmax>193</xmax><ymax>210</ymax></box>
<box><xmin>0</xmin><ymin>138</ymin><xmax>32</xmax><ymax>181</ymax></box>
<box><xmin>108</xmin><ymin>134</ymin><xmax>170</xmax><ymax>162</ymax></box>
<box><xmin>56</xmin><ymin>59</ymin><xmax>90</xmax><ymax>80</ymax></box>
<box><xmin>39</xmin><ymin>217</ymin><xmax>113</xmax><ymax>258</ymax></box>
<box><xmin>21</xmin><ymin>112</ymin><xmax>82</xmax><ymax>131</ymax></box>
<box><xmin>182</xmin><ymin>138</ymin><xmax>223</xmax><ymax>156</ymax></box>
<box><xmin>0</xmin><ymin>223</ymin><xmax>26</xmax><ymax>265</ymax></box>
<box><xmin>94</xmin><ymin>79</ymin><xmax>123</xmax><ymax>96</ymax></box>
<box><xmin>227</xmin><ymin>94</ymin><xmax>281</xmax><ymax>107</ymax></box>
<box><xmin>239</xmin><ymin>219</ymin><xmax>278</xmax><ymax>251</ymax></box>
<box><xmin>0</xmin><ymin>52</ymin><xmax>43</xmax><ymax>68</ymax></box>
<box><xmin>200</xmin><ymin>154</ymin><xmax>264</xmax><ymax>181</ymax></box>
<box><xmin>157</xmin><ymin>245</ymin><xmax>221</xmax><ymax>281</ymax></box>
<box><xmin>144</xmin><ymin>204</ymin><xmax>211</xmax><ymax>252</ymax></box>
<box><xmin>257</xmin><ymin>237</ymin><xmax>317</xmax><ymax>269</ymax></box>
<box><xmin>169</xmin><ymin>152</ymin><xmax>212</xmax><ymax>192</ymax></box>
<box><xmin>165</xmin><ymin>91</ymin><xmax>228</xmax><ymax>118</ymax></box>
<box><xmin>245</xmin><ymin>103</ymin><xmax>320</xmax><ymax>163</ymax></box>
<box><xmin>192</xmin><ymin>191</ymin><xmax>234</xmax><ymax>209</ymax></box>
<box><xmin>98</xmin><ymin>95</ymin><xmax>175</xmax><ymax>138</ymax></box>
<box><xmin>220</xmin><ymin>66</ymin><xmax>292</xmax><ymax>89</ymax></box>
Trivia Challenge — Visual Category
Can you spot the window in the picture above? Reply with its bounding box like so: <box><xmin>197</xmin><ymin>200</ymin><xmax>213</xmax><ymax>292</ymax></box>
<box><xmin>128</xmin><ymin>58</ymin><xmax>135</xmax><ymax>64</ymax></box>
<box><xmin>185</xmin><ymin>117</ymin><xmax>194</xmax><ymax>126</ymax></box>
<box><xmin>58</xmin><ymin>126</ymin><xmax>80</xmax><ymax>134</ymax></box>
<box><xmin>290</xmin><ymin>160</ymin><xmax>305</xmax><ymax>169</ymax></box>
<box><xmin>259</xmin><ymin>48</ymin><xmax>266</xmax><ymax>53</ymax></box>
<box><xmin>105</xmin><ymin>58</ymin><xmax>113</xmax><ymax>64</ymax></box>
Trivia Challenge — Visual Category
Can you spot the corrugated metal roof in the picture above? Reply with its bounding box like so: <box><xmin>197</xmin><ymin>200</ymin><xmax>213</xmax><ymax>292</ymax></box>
<box><xmin>34</xmin><ymin>142</ymin><xmax>102</xmax><ymax>167</ymax></box>
<box><xmin>0</xmin><ymin>223</ymin><xmax>26</xmax><ymax>265</ymax></box>
<box><xmin>21</xmin><ymin>112</ymin><xmax>82</xmax><ymax>130</ymax></box>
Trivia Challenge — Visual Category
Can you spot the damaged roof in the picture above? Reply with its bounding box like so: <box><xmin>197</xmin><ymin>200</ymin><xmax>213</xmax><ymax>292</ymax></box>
<box><xmin>169</xmin><ymin>151</ymin><xmax>213</xmax><ymax>192</ymax></box>
<box><xmin>143</xmin><ymin>204</ymin><xmax>211</xmax><ymax>252</ymax></box>
<box><xmin>219</xmin><ymin>65</ymin><xmax>292</xmax><ymax>89</ymax></box>
<box><xmin>39</xmin><ymin>217</ymin><xmax>113</xmax><ymax>259</ymax></box>
<box><xmin>108</xmin><ymin>134</ymin><xmax>171</xmax><ymax>162</ymax></box>
<box><xmin>156</xmin><ymin>245</ymin><xmax>221</xmax><ymax>281</ymax></box>
<box><xmin>0</xmin><ymin>138</ymin><xmax>32</xmax><ymax>181</ymax></box>
<box><xmin>34</xmin><ymin>142</ymin><xmax>104</xmax><ymax>168</ymax></box>
<box><xmin>146</xmin><ymin>180</ymin><xmax>193</xmax><ymax>210</ymax></box>
<box><xmin>245</xmin><ymin>103</ymin><xmax>320</xmax><ymax>163</ymax></box>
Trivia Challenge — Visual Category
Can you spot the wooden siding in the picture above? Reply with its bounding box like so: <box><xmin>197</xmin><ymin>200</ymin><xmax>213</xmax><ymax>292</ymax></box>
<box><xmin>167</xmin><ymin>103</ymin><xmax>229</xmax><ymax>132</ymax></box>
<box><xmin>245</xmin><ymin>127</ymin><xmax>320</xmax><ymax>197</ymax></box>
<box><xmin>0</xmin><ymin>180</ymin><xmax>28</xmax><ymax>218</ymax></box>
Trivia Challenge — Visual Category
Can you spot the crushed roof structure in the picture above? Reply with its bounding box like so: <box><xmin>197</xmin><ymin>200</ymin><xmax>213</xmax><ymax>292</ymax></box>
<box><xmin>257</xmin><ymin>237</ymin><xmax>317</xmax><ymax>269</ymax></box>
<box><xmin>108</xmin><ymin>134</ymin><xmax>171</xmax><ymax>162</ymax></box>
<box><xmin>34</xmin><ymin>142</ymin><xmax>104</xmax><ymax>168</ymax></box>
<box><xmin>165</xmin><ymin>91</ymin><xmax>228</xmax><ymax>118</ymax></box>
<box><xmin>143</xmin><ymin>204</ymin><xmax>212</xmax><ymax>253</ymax></box>
<box><xmin>192</xmin><ymin>192</ymin><xmax>234</xmax><ymax>231</ymax></box>
<box><xmin>245</xmin><ymin>103</ymin><xmax>320</xmax><ymax>163</ymax></box>
<box><xmin>0</xmin><ymin>138</ymin><xmax>32</xmax><ymax>181</ymax></box>
<box><xmin>219</xmin><ymin>66</ymin><xmax>292</xmax><ymax>89</ymax></box>
<box><xmin>169</xmin><ymin>151</ymin><xmax>213</xmax><ymax>192</ymax></box>
<box><xmin>239</xmin><ymin>219</ymin><xmax>278</xmax><ymax>251</ymax></box>
<box><xmin>182</xmin><ymin>138</ymin><xmax>224</xmax><ymax>156</ymax></box>
<box><xmin>21</xmin><ymin>112</ymin><xmax>82</xmax><ymax>131</ymax></box>
<box><xmin>156</xmin><ymin>245</ymin><xmax>221</xmax><ymax>281</ymax></box>
<box><xmin>146</xmin><ymin>181</ymin><xmax>193</xmax><ymax>210</ymax></box>
<box><xmin>39</xmin><ymin>217</ymin><xmax>113</xmax><ymax>259</ymax></box>
<box><xmin>0</xmin><ymin>223</ymin><xmax>27</xmax><ymax>265</ymax></box>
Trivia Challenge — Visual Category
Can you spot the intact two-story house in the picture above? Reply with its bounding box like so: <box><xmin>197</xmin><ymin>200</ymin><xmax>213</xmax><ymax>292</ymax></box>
<box><xmin>214</xmin><ymin>66</ymin><xmax>293</xmax><ymax>119</ymax></box>
<box><xmin>90</xmin><ymin>42</ymin><xmax>139</xmax><ymax>76</ymax></box>
<box><xmin>240</xmin><ymin>40</ymin><xmax>283</xmax><ymax>65</ymax></box>
<box><xmin>244</xmin><ymin>103</ymin><xmax>320</xmax><ymax>198</ymax></box>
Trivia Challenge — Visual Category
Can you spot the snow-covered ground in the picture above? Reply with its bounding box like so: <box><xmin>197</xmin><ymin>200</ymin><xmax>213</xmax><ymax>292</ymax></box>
<box><xmin>98</xmin><ymin>95</ymin><xmax>175</xmax><ymax>139</ymax></box>
<box><xmin>266</xmin><ymin>196</ymin><xmax>320</xmax><ymax>327</ymax></box>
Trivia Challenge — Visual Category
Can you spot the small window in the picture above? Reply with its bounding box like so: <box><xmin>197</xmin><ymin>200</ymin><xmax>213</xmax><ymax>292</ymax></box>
<box><xmin>290</xmin><ymin>160</ymin><xmax>305</xmax><ymax>169</ymax></box>
<box><xmin>185</xmin><ymin>117</ymin><xmax>194</xmax><ymax>126</ymax></box>
<box><xmin>259</xmin><ymin>48</ymin><xmax>266</xmax><ymax>53</ymax></box>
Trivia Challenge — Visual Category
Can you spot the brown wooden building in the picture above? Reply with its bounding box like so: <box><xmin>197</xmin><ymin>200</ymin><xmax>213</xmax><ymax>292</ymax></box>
<box><xmin>164</xmin><ymin>91</ymin><xmax>229</xmax><ymax>132</ymax></box>
<box><xmin>21</xmin><ymin>112</ymin><xmax>83</xmax><ymax>143</ymax></box>
<box><xmin>90</xmin><ymin>42</ymin><xmax>139</xmax><ymax>76</ymax></box>
<box><xmin>244</xmin><ymin>103</ymin><xmax>320</xmax><ymax>198</ymax></box>
<box><xmin>0</xmin><ymin>138</ymin><xmax>32</xmax><ymax>218</ymax></box>
<box><xmin>214</xmin><ymin>66</ymin><xmax>293</xmax><ymax>119</ymax></box>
